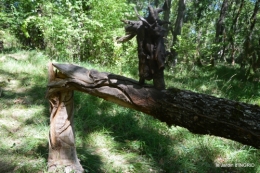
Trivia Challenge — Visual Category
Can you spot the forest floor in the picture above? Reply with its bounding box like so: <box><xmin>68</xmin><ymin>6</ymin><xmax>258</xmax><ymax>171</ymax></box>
<box><xmin>0</xmin><ymin>50</ymin><xmax>260</xmax><ymax>173</ymax></box>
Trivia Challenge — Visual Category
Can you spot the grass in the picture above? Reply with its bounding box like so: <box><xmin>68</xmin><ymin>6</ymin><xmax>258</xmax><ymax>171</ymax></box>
<box><xmin>0</xmin><ymin>50</ymin><xmax>260</xmax><ymax>173</ymax></box>
<box><xmin>0</xmin><ymin>51</ymin><xmax>49</xmax><ymax>172</ymax></box>
<box><xmin>165</xmin><ymin>63</ymin><xmax>260</xmax><ymax>105</ymax></box>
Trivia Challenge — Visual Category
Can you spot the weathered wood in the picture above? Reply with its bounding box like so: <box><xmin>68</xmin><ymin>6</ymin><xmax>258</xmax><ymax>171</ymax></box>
<box><xmin>46</xmin><ymin>63</ymin><xmax>84</xmax><ymax>173</ymax></box>
<box><xmin>47</xmin><ymin>63</ymin><xmax>260</xmax><ymax>149</ymax></box>
<box><xmin>116</xmin><ymin>2</ymin><xmax>169</xmax><ymax>90</ymax></box>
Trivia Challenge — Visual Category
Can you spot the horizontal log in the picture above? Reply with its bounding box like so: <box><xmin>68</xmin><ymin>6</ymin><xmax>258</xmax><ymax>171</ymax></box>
<box><xmin>47</xmin><ymin>63</ymin><xmax>260</xmax><ymax>148</ymax></box>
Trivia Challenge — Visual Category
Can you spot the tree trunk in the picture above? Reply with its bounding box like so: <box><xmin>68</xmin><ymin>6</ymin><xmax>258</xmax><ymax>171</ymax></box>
<box><xmin>228</xmin><ymin>0</ymin><xmax>244</xmax><ymax>65</ymax></box>
<box><xmin>215</xmin><ymin>0</ymin><xmax>229</xmax><ymax>44</ymax></box>
<box><xmin>154</xmin><ymin>0</ymin><xmax>159</xmax><ymax>7</ymax></box>
<box><xmin>212</xmin><ymin>0</ymin><xmax>229</xmax><ymax>66</ymax></box>
<box><xmin>163</xmin><ymin>0</ymin><xmax>172</xmax><ymax>37</ymax></box>
<box><xmin>242</xmin><ymin>0</ymin><xmax>260</xmax><ymax>72</ymax></box>
<box><xmin>46</xmin><ymin>63</ymin><xmax>84</xmax><ymax>173</ymax></box>
<box><xmin>170</xmin><ymin>0</ymin><xmax>185</xmax><ymax>66</ymax></box>
<box><xmin>46</xmin><ymin>63</ymin><xmax>260</xmax><ymax>152</ymax></box>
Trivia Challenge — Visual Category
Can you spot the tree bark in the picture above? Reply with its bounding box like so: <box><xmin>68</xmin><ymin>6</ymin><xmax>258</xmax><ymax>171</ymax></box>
<box><xmin>228</xmin><ymin>0</ymin><xmax>244</xmax><ymax>65</ymax></box>
<box><xmin>46</xmin><ymin>63</ymin><xmax>260</xmax><ymax>151</ymax></box>
<box><xmin>170</xmin><ymin>0</ymin><xmax>186</xmax><ymax>66</ymax></box>
<box><xmin>242</xmin><ymin>0</ymin><xmax>260</xmax><ymax>72</ymax></box>
<box><xmin>213</xmin><ymin>0</ymin><xmax>229</xmax><ymax>66</ymax></box>
<box><xmin>215</xmin><ymin>0</ymin><xmax>229</xmax><ymax>44</ymax></box>
<box><xmin>163</xmin><ymin>0</ymin><xmax>172</xmax><ymax>37</ymax></box>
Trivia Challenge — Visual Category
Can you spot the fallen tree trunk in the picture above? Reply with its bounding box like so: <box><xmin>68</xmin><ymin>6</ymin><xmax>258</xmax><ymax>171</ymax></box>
<box><xmin>46</xmin><ymin>63</ymin><xmax>260</xmax><ymax>152</ymax></box>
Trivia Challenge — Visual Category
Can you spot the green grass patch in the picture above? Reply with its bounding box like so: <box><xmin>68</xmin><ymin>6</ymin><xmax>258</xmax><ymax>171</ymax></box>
<box><xmin>165</xmin><ymin>63</ymin><xmax>260</xmax><ymax>105</ymax></box>
<box><xmin>0</xmin><ymin>50</ymin><xmax>259</xmax><ymax>173</ymax></box>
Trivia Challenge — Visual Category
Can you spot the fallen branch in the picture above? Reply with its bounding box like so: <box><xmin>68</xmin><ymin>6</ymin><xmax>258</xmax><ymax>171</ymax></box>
<box><xmin>46</xmin><ymin>63</ymin><xmax>260</xmax><ymax>149</ymax></box>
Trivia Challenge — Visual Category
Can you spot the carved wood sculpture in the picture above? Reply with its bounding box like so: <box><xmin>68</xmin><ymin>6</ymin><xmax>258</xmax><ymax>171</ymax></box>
<box><xmin>46</xmin><ymin>63</ymin><xmax>84</xmax><ymax>173</ymax></box>
<box><xmin>117</xmin><ymin>1</ymin><xmax>170</xmax><ymax>90</ymax></box>
<box><xmin>46</xmin><ymin>61</ymin><xmax>260</xmax><ymax>170</ymax></box>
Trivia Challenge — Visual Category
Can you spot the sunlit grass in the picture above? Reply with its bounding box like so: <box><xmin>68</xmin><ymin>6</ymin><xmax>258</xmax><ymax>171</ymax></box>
<box><xmin>0</xmin><ymin>104</ymin><xmax>49</xmax><ymax>172</ymax></box>
<box><xmin>0</xmin><ymin>50</ymin><xmax>49</xmax><ymax>173</ymax></box>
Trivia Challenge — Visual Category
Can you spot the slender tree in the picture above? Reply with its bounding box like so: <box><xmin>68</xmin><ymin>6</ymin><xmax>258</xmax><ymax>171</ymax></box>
<box><xmin>242</xmin><ymin>0</ymin><xmax>260</xmax><ymax>74</ymax></box>
<box><xmin>213</xmin><ymin>0</ymin><xmax>229</xmax><ymax>66</ymax></box>
<box><xmin>227</xmin><ymin>0</ymin><xmax>245</xmax><ymax>65</ymax></box>
<box><xmin>192</xmin><ymin>0</ymin><xmax>210</xmax><ymax>66</ymax></box>
<box><xmin>154</xmin><ymin>0</ymin><xmax>160</xmax><ymax>7</ymax></box>
<box><xmin>170</xmin><ymin>0</ymin><xmax>186</xmax><ymax>66</ymax></box>
<box><xmin>163</xmin><ymin>0</ymin><xmax>172</xmax><ymax>37</ymax></box>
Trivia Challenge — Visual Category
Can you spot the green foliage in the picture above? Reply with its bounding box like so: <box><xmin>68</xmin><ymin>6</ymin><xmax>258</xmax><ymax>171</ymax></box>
<box><xmin>172</xmin><ymin>25</ymin><xmax>197</xmax><ymax>63</ymax></box>
<box><xmin>77</xmin><ymin>0</ymin><xmax>135</xmax><ymax>64</ymax></box>
<box><xmin>1</xmin><ymin>0</ymin><xmax>137</xmax><ymax>64</ymax></box>
<box><xmin>1</xmin><ymin>0</ymin><xmax>260</xmax><ymax>73</ymax></box>
<box><xmin>38</xmin><ymin>0</ymin><xmax>135</xmax><ymax>64</ymax></box>
<box><xmin>169</xmin><ymin>0</ymin><xmax>260</xmax><ymax>75</ymax></box>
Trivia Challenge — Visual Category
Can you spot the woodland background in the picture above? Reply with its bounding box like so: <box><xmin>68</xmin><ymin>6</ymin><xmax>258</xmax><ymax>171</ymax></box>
<box><xmin>0</xmin><ymin>0</ymin><xmax>260</xmax><ymax>172</ymax></box>
<box><xmin>1</xmin><ymin>0</ymin><xmax>260</xmax><ymax>72</ymax></box>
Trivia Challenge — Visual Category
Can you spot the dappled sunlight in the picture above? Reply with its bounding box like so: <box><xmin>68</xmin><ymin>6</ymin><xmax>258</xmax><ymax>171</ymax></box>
<box><xmin>0</xmin><ymin>105</ymin><xmax>48</xmax><ymax>148</ymax></box>
<box><xmin>3</xmin><ymin>61</ymin><xmax>45</xmax><ymax>77</ymax></box>
<box><xmin>0</xmin><ymin>51</ymin><xmax>30</xmax><ymax>61</ymax></box>
<box><xmin>0</xmin><ymin>105</ymin><xmax>49</xmax><ymax>172</ymax></box>
<box><xmin>1</xmin><ymin>0</ymin><xmax>260</xmax><ymax>171</ymax></box>
<box><xmin>83</xmin><ymin>131</ymin><xmax>162</xmax><ymax>172</ymax></box>
<box><xmin>213</xmin><ymin>147</ymin><xmax>258</xmax><ymax>169</ymax></box>
<box><xmin>86</xmin><ymin>132</ymin><xmax>135</xmax><ymax>171</ymax></box>
<box><xmin>0</xmin><ymin>48</ymin><xmax>259</xmax><ymax>172</ymax></box>
<box><xmin>0</xmin><ymin>106</ymin><xmax>45</xmax><ymax>119</ymax></box>
<box><xmin>0</xmin><ymin>149</ymin><xmax>47</xmax><ymax>172</ymax></box>
<box><xmin>0</xmin><ymin>51</ymin><xmax>50</xmax><ymax>172</ymax></box>
<box><xmin>73</xmin><ymin>92</ymin><xmax>260</xmax><ymax>172</ymax></box>
<box><xmin>165</xmin><ymin>127</ymin><xmax>260</xmax><ymax>172</ymax></box>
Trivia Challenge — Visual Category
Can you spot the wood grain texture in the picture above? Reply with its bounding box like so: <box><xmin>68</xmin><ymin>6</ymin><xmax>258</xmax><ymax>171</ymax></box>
<box><xmin>47</xmin><ymin>64</ymin><xmax>84</xmax><ymax>173</ymax></box>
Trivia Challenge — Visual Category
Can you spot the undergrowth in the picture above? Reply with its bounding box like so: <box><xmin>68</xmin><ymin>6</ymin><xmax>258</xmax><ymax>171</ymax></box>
<box><xmin>0</xmin><ymin>50</ymin><xmax>259</xmax><ymax>173</ymax></box>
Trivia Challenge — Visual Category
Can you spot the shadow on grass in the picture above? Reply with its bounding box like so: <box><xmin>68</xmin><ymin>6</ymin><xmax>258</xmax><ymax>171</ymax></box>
<box><xmin>77</xmin><ymin>147</ymin><xmax>104</xmax><ymax>173</ymax></box>
<box><xmin>73</xmin><ymin>93</ymin><xmax>229</xmax><ymax>173</ymax></box>
<box><xmin>1</xmin><ymin>58</ymin><xmax>258</xmax><ymax>172</ymax></box>
<box><xmin>0</xmin><ymin>68</ymin><xmax>51</xmax><ymax>172</ymax></box>
<box><xmin>0</xmin><ymin>161</ymin><xmax>16</xmax><ymax>173</ymax></box>
<box><xmin>0</xmin><ymin>69</ymin><xmax>48</xmax><ymax>106</ymax></box>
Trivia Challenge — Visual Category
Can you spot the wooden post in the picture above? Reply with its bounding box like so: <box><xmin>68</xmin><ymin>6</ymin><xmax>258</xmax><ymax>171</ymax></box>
<box><xmin>153</xmin><ymin>68</ymin><xmax>165</xmax><ymax>90</ymax></box>
<box><xmin>46</xmin><ymin>63</ymin><xmax>84</xmax><ymax>173</ymax></box>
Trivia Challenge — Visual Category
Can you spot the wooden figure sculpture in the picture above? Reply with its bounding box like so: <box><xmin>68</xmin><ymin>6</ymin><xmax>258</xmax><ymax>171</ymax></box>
<box><xmin>117</xmin><ymin>1</ymin><xmax>170</xmax><ymax>90</ymax></box>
